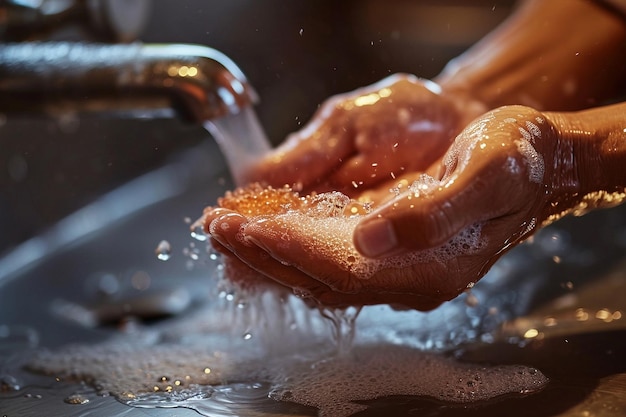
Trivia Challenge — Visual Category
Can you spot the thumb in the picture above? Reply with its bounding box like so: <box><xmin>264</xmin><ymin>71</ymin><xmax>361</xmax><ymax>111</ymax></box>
<box><xmin>353</xmin><ymin>173</ymin><xmax>506</xmax><ymax>258</ymax></box>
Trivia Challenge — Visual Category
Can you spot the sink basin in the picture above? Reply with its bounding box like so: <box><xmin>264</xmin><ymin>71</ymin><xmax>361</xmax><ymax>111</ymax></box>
<box><xmin>1</xmin><ymin>131</ymin><xmax>626</xmax><ymax>416</ymax></box>
<box><xmin>3</xmin><ymin>1</ymin><xmax>625</xmax><ymax>415</ymax></box>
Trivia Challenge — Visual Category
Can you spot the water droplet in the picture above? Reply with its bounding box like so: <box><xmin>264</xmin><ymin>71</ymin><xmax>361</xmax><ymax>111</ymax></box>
<box><xmin>64</xmin><ymin>393</ymin><xmax>90</xmax><ymax>405</ymax></box>
<box><xmin>97</xmin><ymin>273</ymin><xmax>120</xmax><ymax>296</ymax></box>
<box><xmin>155</xmin><ymin>240</ymin><xmax>171</xmax><ymax>261</ymax></box>
<box><xmin>292</xmin><ymin>287</ymin><xmax>311</xmax><ymax>299</ymax></box>
<box><xmin>465</xmin><ymin>291</ymin><xmax>479</xmax><ymax>307</ymax></box>
<box><xmin>219</xmin><ymin>290</ymin><xmax>236</xmax><ymax>301</ymax></box>
<box><xmin>191</xmin><ymin>225</ymin><xmax>208</xmax><ymax>242</ymax></box>
<box><xmin>130</xmin><ymin>270</ymin><xmax>151</xmax><ymax>291</ymax></box>
<box><xmin>0</xmin><ymin>374</ymin><xmax>22</xmax><ymax>391</ymax></box>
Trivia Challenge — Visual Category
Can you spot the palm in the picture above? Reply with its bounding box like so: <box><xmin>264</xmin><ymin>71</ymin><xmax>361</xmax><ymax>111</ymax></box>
<box><xmin>202</xmin><ymin>182</ymin><xmax>449</xmax><ymax>310</ymax></box>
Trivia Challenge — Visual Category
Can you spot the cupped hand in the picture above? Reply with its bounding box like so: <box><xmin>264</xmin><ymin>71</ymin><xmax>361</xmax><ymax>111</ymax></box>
<box><xmin>242</xmin><ymin>73</ymin><xmax>485</xmax><ymax>196</ymax></box>
<box><xmin>202</xmin><ymin>187</ymin><xmax>449</xmax><ymax>310</ymax></box>
<box><xmin>203</xmin><ymin>105</ymin><xmax>566</xmax><ymax>310</ymax></box>
<box><xmin>354</xmin><ymin>104</ymin><xmax>563</xmax><ymax>274</ymax></box>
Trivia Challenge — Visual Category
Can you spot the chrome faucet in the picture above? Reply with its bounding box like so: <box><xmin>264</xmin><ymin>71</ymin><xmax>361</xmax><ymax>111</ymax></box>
<box><xmin>0</xmin><ymin>3</ymin><xmax>268</xmax><ymax>256</ymax></box>
<box><xmin>0</xmin><ymin>42</ymin><xmax>258</xmax><ymax>122</ymax></box>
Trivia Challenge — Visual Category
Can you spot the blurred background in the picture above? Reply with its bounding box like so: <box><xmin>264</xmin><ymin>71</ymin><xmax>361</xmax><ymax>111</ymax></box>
<box><xmin>0</xmin><ymin>0</ymin><xmax>517</xmax><ymax>254</ymax></box>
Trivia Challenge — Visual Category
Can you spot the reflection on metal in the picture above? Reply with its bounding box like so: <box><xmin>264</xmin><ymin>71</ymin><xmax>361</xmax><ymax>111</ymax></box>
<box><xmin>0</xmin><ymin>43</ymin><xmax>258</xmax><ymax>122</ymax></box>
<box><xmin>0</xmin><ymin>142</ymin><xmax>226</xmax><ymax>282</ymax></box>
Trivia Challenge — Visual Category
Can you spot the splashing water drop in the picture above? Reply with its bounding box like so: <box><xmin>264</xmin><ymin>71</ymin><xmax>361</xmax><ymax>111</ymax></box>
<box><xmin>155</xmin><ymin>240</ymin><xmax>172</xmax><ymax>261</ymax></box>
<box><xmin>320</xmin><ymin>307</ymin><xmax>362</xmax><ymax>355</ymax></box>
<box><xmin>64</xmin><ymin>393</ymin><xmax>90</xmax><ymax>405</ymax></box>
<box><xmin>190</xmin><ymin>225</ymin><xmax>208</xmax><ymax>242</ymax></box>
<box><xmin>408</xmin><ymin>173</ymin><xmax>441</xmax><ymax>196</ymax></box>
<box><xmin>465</xmin><ymin>291</ymin><xmax>479</xmax><ymax>307</ymax></box>
<box><xmin>292</xmin><ymin>287</ymin><xmax>312</xmax><ymax>299</ymax></box>
<box><xmin>0</xmin><ymin>374</ymin><xmax>22</xmax><ymax>391</ymax></box>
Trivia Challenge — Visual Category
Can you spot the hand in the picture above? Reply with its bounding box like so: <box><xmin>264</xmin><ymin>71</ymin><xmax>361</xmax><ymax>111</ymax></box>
<box><xmin>202</xmin><ymin>186</ymin><xmax>449</xmax><ymax>310</ymax></box>
<box><xmin>242</xmin><ymin>73</ymin><xmax>485</xmax><ymax>196</ymax></box>
<box><xmin>352</xmin><ymin>101</ymin><xmax>626</xmax><ymax>258</ymax></box>
<box><xmin>204</xmin><ymin>105</ymin><xmax>566</xmax><ymax>310</ymax></box>
<box><xmin>350</xmin><ymin>105</ymin><xmax>569</xmax><ymax>298</ymax></box>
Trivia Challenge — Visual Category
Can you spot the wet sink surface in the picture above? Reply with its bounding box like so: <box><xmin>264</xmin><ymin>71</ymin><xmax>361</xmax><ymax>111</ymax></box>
<box><xmin>1</xmin><ymin>145</ymin><xmax>626</xmax><ymax>416</ymax></box>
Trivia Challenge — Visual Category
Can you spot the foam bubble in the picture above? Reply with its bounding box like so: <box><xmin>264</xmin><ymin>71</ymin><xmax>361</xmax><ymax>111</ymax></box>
<box><xmin>514</xmin><ymin>138</ymin><xmax>544</xmax><ymax>183</ymax></box>
<box><xmin>408</xmin><ymin>173</ymin><xmax>440</xmax><ymax>196</ymax></box>
<box><xmin>27</xmin><ymin>314</ymin><xmax>548</xmax><ymax>417</ymax></box>
<box><xmin>445</xmin><ymin>109</ymin><xmax>546</xmax><ymax>185</ymax></box>
<box><xmin>525</xmin><ymin>120</ymin><xmax>542</xmax><ymax>140</ymax></box>
<box><xmin>254</xmin><ymin>208</ymin><xmax>486</xmax><ymax>280</ymax></box>
<box><xmin>226</xmin><ymin>185</ymin><xmax>487</xmax><ymax>281</ymax></box>
<box><xmin>270</xmin><ymin>344</ymin><xmax>547</xmax><ymax>416</ymax></box>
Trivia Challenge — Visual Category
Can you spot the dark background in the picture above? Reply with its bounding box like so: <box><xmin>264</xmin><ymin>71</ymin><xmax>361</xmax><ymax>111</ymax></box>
<box><xmin>0</xmin><ymin>0</ymin><xmax>516</xmax><ymax>254</ymax></box>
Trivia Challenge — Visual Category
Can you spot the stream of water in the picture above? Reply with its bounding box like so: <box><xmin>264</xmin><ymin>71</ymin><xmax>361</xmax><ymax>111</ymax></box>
<box><xmin>204</xmin><ymin>107</ymin><xmax>272</xmax><ymax>186</ymax></box>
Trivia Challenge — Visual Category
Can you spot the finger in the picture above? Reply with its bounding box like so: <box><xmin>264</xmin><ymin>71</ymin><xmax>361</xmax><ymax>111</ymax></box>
<box><xmin>353</xmin><ymin>149</ymin><xmax>523</xmax><ymax>258</ymax></box>
<box><xmin>244</xmin><ymin>102</ymin><xmax>355</xmax><ymax>188</ymax></box>
<box><xmin>243</xmin><ymin>215</ymin><xmax>450</xmax><ymax>310</ymax></box>
<box><xmin>209</xmin><ymin>210</ymin><xmax>346</xmax><ymax>301</ymax></box>
<box><xmin>199</xmin><ymin>207</ymin><xmax>235</xmax><ymax>234</ymax></box>
<box><xmin>327</xmin><ymin>127</ymin><xmax>454</xmax><ymax>190</ymax></box>
<box><xmin>209</xmin><ymin>216</ymin><xmax>286</xmax><ymax>290</ymax></box>
<box><xmin>243</xmin><ymin>214</ymin><xmax>364</xmax><ymax>290</ymax></box>
<box><xmin>327</xmin><ymin>151</ymin><xmax>398</xmax><ymax>191</ymax></box>
<box><xmin>210</xmin><ymin>209</ymin><xmax>449</xmax><ymax>310</ymax></box>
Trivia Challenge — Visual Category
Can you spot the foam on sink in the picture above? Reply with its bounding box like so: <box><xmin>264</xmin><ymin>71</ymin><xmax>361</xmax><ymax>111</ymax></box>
<box><xmin>27</xmin><ymin>290</ymin><xmax>548</xmax><ymax>417</ymax></box>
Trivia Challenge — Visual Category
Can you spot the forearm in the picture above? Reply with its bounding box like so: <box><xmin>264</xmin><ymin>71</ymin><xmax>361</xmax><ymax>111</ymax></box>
<box><xmin>542</xmin><ymin>101</ymin><xmax>626</xmax><ymax>223</ymax></box>
<box><xmin>435</xmin><ymin>0</ymin><xmax>626</xmax><ymax>111</ymax></box>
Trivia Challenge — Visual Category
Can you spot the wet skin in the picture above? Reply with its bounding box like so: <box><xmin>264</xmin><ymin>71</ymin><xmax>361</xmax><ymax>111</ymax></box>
<box><xmin>201</xmin><ymin>0</ymin><xmax>626</xmax><ymax>310</ymax></box>
<box><xmin>241</xmin><ymin>74</ymin><xmax>484</xmax><ymax>196</ymax></box>
<box><xmin>203</xmin><ymin>102</ymin><xmax>626</xmax><ymax>310</ymax></box>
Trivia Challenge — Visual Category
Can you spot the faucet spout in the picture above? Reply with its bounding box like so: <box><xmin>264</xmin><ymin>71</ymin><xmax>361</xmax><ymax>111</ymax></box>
<box><xmin>0</xmin><ymin>42</ymin><xmax>258</xmax><ymax>122</ymax></box>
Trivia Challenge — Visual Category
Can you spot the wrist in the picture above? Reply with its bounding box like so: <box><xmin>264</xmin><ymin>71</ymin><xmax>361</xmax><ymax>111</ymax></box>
<box><xmin>434</xmin><ymin>0</ymin><xmax>626</xmax><ymax>112</ymax></box>
<box><xmin>541</xmin><ymin>103</ymin><xmax>626</xmax><ymax>224</ymax></box>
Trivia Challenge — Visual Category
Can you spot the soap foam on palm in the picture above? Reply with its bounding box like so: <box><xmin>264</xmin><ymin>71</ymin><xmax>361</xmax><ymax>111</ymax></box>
<box><xmin>224</xmin><ymin>183</ymin><xmax>486</xmax><ymax>280</ymax></box>
<box><xmin>256</xmin><ymin>214</ymin><xmax>484</xmax><ymax>279</ymax></box>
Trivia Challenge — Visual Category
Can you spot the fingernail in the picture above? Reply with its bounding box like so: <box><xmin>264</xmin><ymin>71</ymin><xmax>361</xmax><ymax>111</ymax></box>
<box><xmin>354</xmin><ymin>217</ymin><xmax>398</xmax><ymax>257</ymax></box>
<box><xmin>209</xmin><ymin>231</ymin><xmax>231</xmax><ymax>250</ymax></box>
